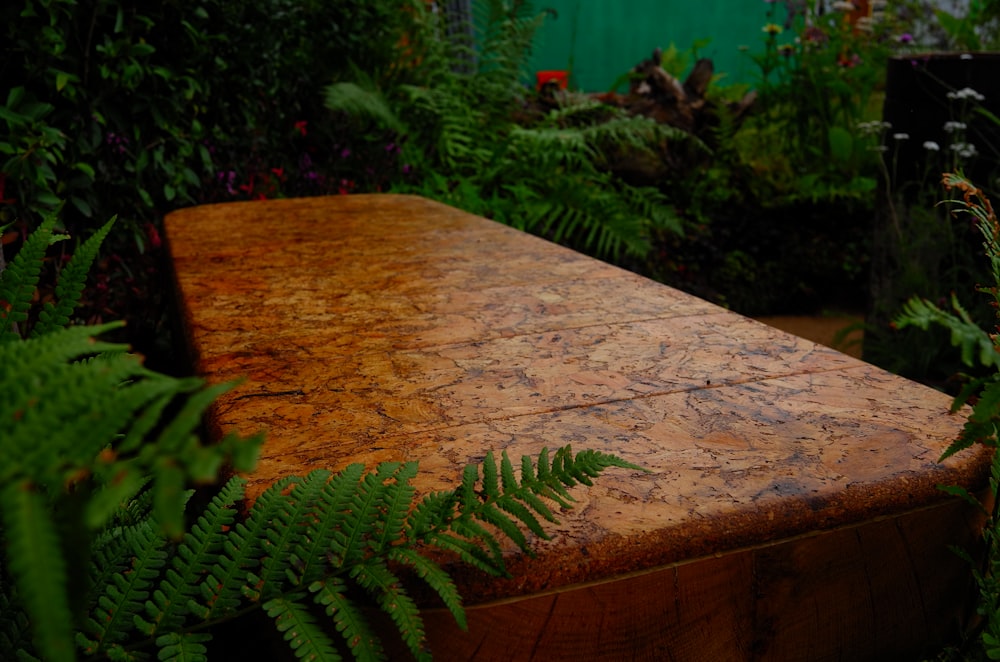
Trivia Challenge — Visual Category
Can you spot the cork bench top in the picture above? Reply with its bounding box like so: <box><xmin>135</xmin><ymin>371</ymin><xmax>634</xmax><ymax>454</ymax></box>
<box><xmin>165</xmin><ymin>194</ymin><xmax>990</xmax><ymax>603</ymax></box>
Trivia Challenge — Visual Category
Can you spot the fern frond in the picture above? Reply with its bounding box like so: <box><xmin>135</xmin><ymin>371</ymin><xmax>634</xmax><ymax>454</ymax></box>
<box><xmin>894</xmin><ymin>294</ymin><xmax>1000</xmax><ymax>369</ymax></box>
<box><xmin>85</xmin><ymin>463</ymin><xmax>155</xmax><ymax>531</ymax></box>
<box><xmin>154</xmin><ymin>632</ymin><xmax>211</xmax><ymax>662</ymax></box>
<box><xmin>335</xmin><ymin>463</ymin><xmax>409</xmax><ymax>567</ymax></box>
<box><xmin>324</xmin><ymin>82</ymin><xmax>403</xmax><ymax>133</ymax></box>
<box><xmin>942</xmin><ymin>378</ymin><xmax>1000</xmax><ymax>460</ymax></box>
<box><xmin>10</xmin><ymin>352</ymin><xmax>156</xmax><ymax>487</ymax></box>
<box><xmin>84</xmin><ymin>522</ymin><xmax>168</xmax><ymax>651</ymax></box>
<box><xmin>31</xmin><ymin>215</ymin><xmax>117</xmax><ymax>338</ymax></box>
<box><xmin>351</xmin><ymin>557</ymin><xmax>428</xmax><ymax>662</ymax></box>
<box><xmin>0</xmin><ymin>209</ymin><xmax>63</xmax><ymax>342</ymax></box>
<box><xmin>196</xmin><ymin>476</ymin><xmax>285</xmax><ymax>619</ymax></box>
<box><xmin>0</xmin><ymin>319</ymin><xmax>124</xmax><ymax>385</ymax></box>
<box><xmin>265</xmin><ymin>593</ymin><xmax>342</xmax><ymax>662</ymax></box>
<box><xmin>1</xmin><ymin>480</ymin><xmax>74</xmax><ymax>662</ymax></box>
<box><xmin>115</xmin><ymin>375</ymin><xmax>203</xmax><ymax>454</ymax></box>
<box><xmin>533</xmin><ymin>446</ymin><xmax>574</xmax><ymax>507</ymax></box>
<box><xmin>142</xmin><ymin>477</ymin><xmax>243</xmax><ymax>635</ymax></box>
<box><xmin>293</xmin><ymin>464</ymin><xmax>365</xmax><ymax>585</ymax></box>
<box><xmin>0</xmin><ymin>585</ymin><xmax>32</xmax><ymax>660</ymax></box>
<box><xmin>309</xmin><ymin>577</ymin><xmax>384</xmax><ymax>662</ymax></box>
<box><xmin>387</xmin><ymin>546</ymin><xmax>466</xmax><ymax>630</ymax></box>
<box><xmin>373</xmin><ymin>462</ymin><xmax>418</xmax><ymax>554</ymax></box>
<box><xmin>255</xmin><ymin>471</ymin><xmax>332</xmax><ymax>593</ymax></box>
<box><xmin>445</xmin><ymin>447</ymin><xmax>647</xmax><ymax>572</ymax></box>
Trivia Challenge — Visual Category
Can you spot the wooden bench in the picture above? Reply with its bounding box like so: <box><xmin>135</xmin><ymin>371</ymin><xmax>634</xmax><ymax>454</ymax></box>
<box><xmin>166</xmin><ymin>194</ymin><xmax>991</xmax><ymax>661</ymax></box>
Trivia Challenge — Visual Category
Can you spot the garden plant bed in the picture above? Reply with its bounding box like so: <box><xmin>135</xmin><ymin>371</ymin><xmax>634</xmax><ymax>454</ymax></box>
<box><xmin>167</xmin><ymin>194</ymin><xmax>990</xmax><ymax>660</ymax></box>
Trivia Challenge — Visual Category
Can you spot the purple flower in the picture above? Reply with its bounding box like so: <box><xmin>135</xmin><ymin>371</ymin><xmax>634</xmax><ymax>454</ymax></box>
<box><xmin>898</xmin><ymin>33</ymin><xmax>913</xmax><ymax>43</ymax></box>
<box><xmin>217</xmin><ymin>170</ymin><xmax>237</xmax><ymax>195</ymax></box>
<box><xmin>340</xmin><ymin>148</ymin><xmax>351</xmax><ymax>159</ymax></box>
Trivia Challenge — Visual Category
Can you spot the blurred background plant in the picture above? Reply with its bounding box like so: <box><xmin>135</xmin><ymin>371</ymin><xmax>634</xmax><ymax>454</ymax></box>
<box><xmin>4</xmin><ymin>0</ymin><xmax>1000</xmax><ymax>385</ymax></box>
<box><xmin>325</xmin><ymin>0</ymin><xmax>686</xmax><ymax>263</ymax></box>
<box><xmin>1</xmin><ymin>0</ymin><xmax>427</xmax><ymax>368</ymax></box>
<box><xmin>645</xmin><ymin>0</ymin><xmax>912</xmax><ymax>314</ymax></box>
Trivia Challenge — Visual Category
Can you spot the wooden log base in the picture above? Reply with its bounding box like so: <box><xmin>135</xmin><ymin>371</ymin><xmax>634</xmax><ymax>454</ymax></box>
<box><xmin>166</xmin><ymin>194</ymin><xmax>992</xmax><ymax>661</ymax></box>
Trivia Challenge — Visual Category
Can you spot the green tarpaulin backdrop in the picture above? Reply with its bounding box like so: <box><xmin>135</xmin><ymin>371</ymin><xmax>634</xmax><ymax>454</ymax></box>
<box><xmin>527</xmin><ymin>1</ymin><xmax>783</xmax><ymax>91</ymax></box>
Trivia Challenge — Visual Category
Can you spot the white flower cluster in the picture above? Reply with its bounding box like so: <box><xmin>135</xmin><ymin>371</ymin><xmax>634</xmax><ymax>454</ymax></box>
<box><xmin>947</xmin><ymin>87</ymin><xmax>985</xmax><ymax>102</ymax></box>
<box><xmin>892</xmin><ymin>133</ymin><xmax>909</xmax><ymax>140</ymax></box>
<box><xmin>856</xmin><ymin>120</ymin><xmax>891</xmax><ymax>136</ymax></box>
<box><xmin>951</xmin><ymin>142</ymin><xmax>978</xmax><ymax>158</ymax></box>
<box><xmin>831</xmin><ymin>1</ymin><xmax>856</xmax><ymax>10</ymax></box>
<box><xmin>923</xmin><ymin>141</ymin><xmax>940</xmax><ymax>151</ymax></box>
<box><xmin>943</xmin><ymin>121</ymin><xmax>967</xmax><ymax>133</ymax></box>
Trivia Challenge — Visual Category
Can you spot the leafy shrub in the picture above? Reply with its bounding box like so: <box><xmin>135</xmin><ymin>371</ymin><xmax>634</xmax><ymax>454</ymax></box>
<box><xmin>0</xmin><ymin>0</ymin><xmax>424</xmax><ymax>234</ymax></box>
<box><xmin>326</xmin><ymin>0</ymin><xmax>686</xmax><ymax>264</ymax></box>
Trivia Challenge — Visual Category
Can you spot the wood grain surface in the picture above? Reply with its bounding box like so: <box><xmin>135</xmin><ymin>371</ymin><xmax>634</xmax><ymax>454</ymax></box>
<box><xmin>166</xmin><ymin>194</ymin><xmax>992</xmax><ymax>660</ymax></box>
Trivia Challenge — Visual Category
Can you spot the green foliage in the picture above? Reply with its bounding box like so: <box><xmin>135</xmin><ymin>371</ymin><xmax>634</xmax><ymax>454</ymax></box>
<box><xmin>895</xmin><ymin>174</ymin><xmax>1000</xmax><ymax>460</ymax></box>
<box><xmin>0</xmin><ymin>0</ymin><xmax>425</xmax><ymax>235</ymax></box>
<box><xmin>0</xmin><ymin>217</ymin><xmax>264</xmax><ymax>661</ymax></box>
<box><xmin>932</xmin><ymin>0</ymin><xmax>1000</xmax><ymax>50</ymax></box>
<box><xmin>895</xmin><ymin>174</ymin><xmax>1000</xmax><ymax>658</ymax></box>
<box><xmin>325</xmin><ymin>0</ymin><xmax>685</xmax><ymax>263</ymax></box>
<box><xmin>3</xmin><ymin>447</ymin><xmax>640</xmax><ymax>661</ymax></box>
<box><xmin>745</xmin><ymin>3</ymin><xmax>895</xmax><ymax>202</ymax></box>
<box><xmin>1</xmin><ymin>203</ymin><xmax>642</xmax><ymax>661</ymax></box>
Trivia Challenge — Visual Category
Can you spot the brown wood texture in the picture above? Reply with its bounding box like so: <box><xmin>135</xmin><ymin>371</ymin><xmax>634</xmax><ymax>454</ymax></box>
<box><xmin>166</xmin><ymin>194</ymin><xmax>992</xmax><ymax>660</ymax></box>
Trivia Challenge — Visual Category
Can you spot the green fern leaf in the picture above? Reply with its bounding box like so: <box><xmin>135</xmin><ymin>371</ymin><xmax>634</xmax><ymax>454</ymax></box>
<box><xmin>449</xmin><ymin>516</ymin><xmax>504</xmax><ymax>570</ymax></box>
<box><xmin>154</xmin><ymin>632</ymin><xmax>211</xmax><ymax>662</ymax></box>
<box><xmin>942</xmin><ymin>380</ymin><xmax>1000</xmax><ymax>460</ymax></box>
<box><xmin>0</xmin><ymin>209</ymin><xmax>63</xmax><ymax>342</ymax></box>
<box><xmin>531</xmin><ymin>447</ymin><xmax>574</xmax><ymax>508</ymax></box>
<box><xmin>405</xmin><ymin>491</ymin><xmax>458</xmax><ymax>542</ymax></box>
<box><xmin>481</xmin><ymin>451</ymin><xmax>500</xmax><ymax>500</ymax></box>
<box><xmin>334</xmin><ymin>463</ymin><xmax>402</xmax><ymax>567</ymax></box>
<box><xmin>371</xmin><ymin>462</ymin><xmax>418</xmax><ymax>553</ymax></box>
<box><xmin>31</xmin><ymin>215</ymin><xmax>116</xmax><ymax>338</ymax></box>
<box><xmin>292</xmin><ymin>464</ymin><xmax>364</xmax><ymax>584</ymax></box>
<box><xmin>0</xmin><ymin>586</ymin><xmax>32</xmax><ymax>660</ymax></box>
<box><xmin>85</xmin><ymin>467</ymin><xmax>154</xmax><ymax>531</ymax></box>
<box><xmin>387</xmin><ymin>547</ymin><xmax>466</xmax><ymax>630</ymax></box>
<box><xmin>153</xmin><ymin>379</ymin><xmax>241</xmax><ymax>456</ymax></box>
<box><xmin>257</xmin><ymin>472</ymin><xmax>332</xmax><ymax>593</ymax></box>
<box><xmin>309</xmin><ymin>577</ymin><xmax>384</xmax><ymax>662</ymax></box>
<box><xmin>116</xmin><ymin>376</ymin><xmax>204</xmax><ymax>454</ymax></box>
<box><xmin>419</xmin><ymin>529</ymin><xmax>507</xmax><ymax>576</ymax></box>
<box><xmin>478</xmin><ymin>501</ymin><xmax>530</xmax><ymax>553</ymax></box>
<box><xmin>351</xmin><ymin>558</ymin><xmax>429</xmax><ymax>662</ymax></box>
<box><xmin>85</xmin><ymin>522</ymin><xmax>168</xmax><ymax>650</ymax></box>
<box><xmin>324</xmin><ymin>82</ymin><xmax>403</xmax><ymax>133</ymax></box>
<box><xmin>895</xmin><ymin>295</ymin><xmax>1000</xmax><ymax>369</ymax></box>
<box><xmin>10</xmin><ymin>352</ymin><xmax>156</xmax><ymax>487</ymax></box>
<box><xmin>265</xmin><ymin>593</ymin><xmax>342</xmax><ymax>661</ymax></box>
<box><xmin>201</xmin><ymin>476</ymin><xmax>295</xmax><ymax>613</ymax></box>
<box><xmin>495</xmin><ymin>493</ymin><xmax>549</xmax><ymax>542</ymax></box>
<box><xmin>1</xmin><ymin>480</ymin><xmax>74</xmax><ymax>662</ymax></box>
<box><xmin>144</xmin><ymin>477</ymin><xmax>242</xmax><ymax>634</ymax></box>
<box><xmin>0</xmin><ymin>321</ymin><xmax>125</xmax><ymax>396</ymax></box>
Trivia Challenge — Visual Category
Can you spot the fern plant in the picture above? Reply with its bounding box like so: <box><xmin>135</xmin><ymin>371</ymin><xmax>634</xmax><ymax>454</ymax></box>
<box><xmin>0</xmin><ymin>213</ymin><xmax>263</xmax><ymax>662</ymax></box>
<box><xmin>894</xmin><ymin>173</ymin><xmax>1000</xmax><ymax>660</ymax></box>
<box><xmin>2</xmin><ymin>207</ymin><xmax>643</xmax><ymax>660</ymax></box>
<box><xmin>55</xmin><ymin>446</ymin><xmax>637</xmax><ymax>662</ymax></box>
<box><xmin>324</xmin><ymin>0</ymin><xmax>688</xmax><ymax>263</ymax></box>
<box><xmin>894</xmin><ymin>174</ymin><xmax>1000</xmax><ymax>460</ymax></box>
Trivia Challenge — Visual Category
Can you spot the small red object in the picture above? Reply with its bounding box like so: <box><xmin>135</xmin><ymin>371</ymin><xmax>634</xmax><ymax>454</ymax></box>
<box><xmin>535</xmin><ymin>70</ymin><xmax>568</xmax><ymax>91</ymax></box>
